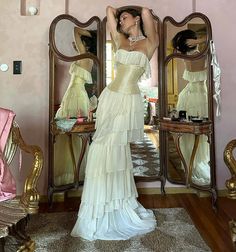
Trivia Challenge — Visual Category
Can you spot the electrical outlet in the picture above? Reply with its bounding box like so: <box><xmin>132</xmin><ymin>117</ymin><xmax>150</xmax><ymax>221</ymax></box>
<box><xmin>13</xmin><ymin>61</ymin><xmax>22</xmax><ymax>74</ymax></box>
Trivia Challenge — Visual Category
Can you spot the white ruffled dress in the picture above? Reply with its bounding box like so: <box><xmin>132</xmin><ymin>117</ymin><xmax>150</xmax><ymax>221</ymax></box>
<box><xmin>55</xmin><ymin>61</ymin><xmax>93</xmax><ymax>119</ymax></box>
<box><xmin>54</xmin><ymin>62</ymin><xmax>93</xmax><ymax>186</ymax></box>
<box><xmin>71</xmin><ymin>49</ymin><xmax>157</xmax><ymax>240</ymax></box>
<box><xmin>177</xmin><ymin>69</ymin><xmax>208</xmax><ymax>118</ymax></box>
<box><xmin>177</xmin><ymin>69</ymin><xmax>210</xmax><ymax>186</ymax></box>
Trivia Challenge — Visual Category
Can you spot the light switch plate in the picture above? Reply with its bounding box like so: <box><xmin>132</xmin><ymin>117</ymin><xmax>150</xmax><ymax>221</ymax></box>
<box><xmin>13</xmin><ymin>61</ymin><xmax>22</xmax><ymax>74</ymax></box>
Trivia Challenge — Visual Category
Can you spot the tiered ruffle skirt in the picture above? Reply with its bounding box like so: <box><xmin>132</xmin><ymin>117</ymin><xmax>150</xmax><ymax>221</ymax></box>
<box><xmin>71</xmin><ymin>87</ymin><xmax>157</xmax><ymax>240</ymax></box>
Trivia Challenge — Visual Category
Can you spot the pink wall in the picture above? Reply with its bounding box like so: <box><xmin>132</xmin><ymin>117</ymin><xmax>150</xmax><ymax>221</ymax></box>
<box><xmin>0</xmin><ymin>0</ymin><xmax>234</xmax><ymax>195</ymax></box>
<box><xmin>196</xmin><ymin>0</ymin><xmax>236</xmax><ymax>188</ymax></box>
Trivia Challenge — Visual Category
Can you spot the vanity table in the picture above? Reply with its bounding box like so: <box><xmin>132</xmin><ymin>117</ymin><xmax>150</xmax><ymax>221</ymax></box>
<box><xmin>48</xmin><ymin>120</ymin><xmax>95</xmax><ymax>206</ymax></box>
<box><xmin>159</xmin><ymin>119</ymin><xmax>216</xmax><ymax>208</ymax></box>
<box><xmin>159</xmin><ymin>119</ymin><xmax>212</xmax><ymax>185</ymax></box>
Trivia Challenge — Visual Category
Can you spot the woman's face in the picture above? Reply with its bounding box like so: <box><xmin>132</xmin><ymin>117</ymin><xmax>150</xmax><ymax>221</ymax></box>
<box><xmin>119</xmin><ymin>12</ymin><xmax>136</xmax><ymax>34</ymax></box>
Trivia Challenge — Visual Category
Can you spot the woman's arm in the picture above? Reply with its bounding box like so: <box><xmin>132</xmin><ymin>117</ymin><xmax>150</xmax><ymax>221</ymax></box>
<box><xmin>73</xmin><ymin>27</ymin><xmax>91</xmax><ymax>53</ymax></box>
<box><xmin>141</xmin><ymin>8</ymin><xmax>159</xmax><ymax>52</ymax></box>
<box><xmin>106</xmin><ymin>6</ymin><xmax>119</xmax><ymax>44</ymax></box>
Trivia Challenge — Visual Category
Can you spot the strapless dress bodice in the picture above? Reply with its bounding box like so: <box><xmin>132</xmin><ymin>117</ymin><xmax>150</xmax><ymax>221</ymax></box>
<box><xmin>107</xmin><ymin>49</ymin><xmax>151</xmax><ymax>94</ymax></box>
<box><xmin>183</xmin><ymin>69</ymin><xmax>207</xmax><ymax>82</ymax></box>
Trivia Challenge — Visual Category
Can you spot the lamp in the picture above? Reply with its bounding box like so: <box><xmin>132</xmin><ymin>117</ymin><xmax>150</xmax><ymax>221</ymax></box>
<box><xmin>28</xmin><ymin>6</ymin><xmax>38</xmax><ymax>16</ymax></box>
<box><xmin>0</xmin><ymin>64</ymin><xmax>9</xmax><ymax>72</ymax></box>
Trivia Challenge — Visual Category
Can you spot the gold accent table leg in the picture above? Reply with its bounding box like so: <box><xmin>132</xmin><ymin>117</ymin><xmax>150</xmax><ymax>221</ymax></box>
<box><xmin>229</xmin><ymin>220</ymin><xmax>236</xmax><ymax>248</ymax></box>
<box><xmin>12</xmin><ymin>126</ymin><xmax>43</xmax><ymax>214</ymax></box>
<box><xmin>224</xmin><ymin>139</ymin><xmax>236</xmax><ymax>246</ymax></box>
<box><xmin>224</xmin><ymin>139</ymin><xmax>236</xmax><ymax>199</ymax></box>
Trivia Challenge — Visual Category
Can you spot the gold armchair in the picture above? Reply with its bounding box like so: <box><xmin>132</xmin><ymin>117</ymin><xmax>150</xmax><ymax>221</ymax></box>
<box><xmin>0</xmin><ymin>122</ymin><xmax>43</xmax><ymax>251</ymax></box>
<box><xmin>224</xmin><ymin>139</ymin><xmax>236</xmax><ymax>247</ymax></box>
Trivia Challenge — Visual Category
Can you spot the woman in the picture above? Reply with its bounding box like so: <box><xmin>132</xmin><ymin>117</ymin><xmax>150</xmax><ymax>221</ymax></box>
<box><xmin>55</xmin><ymin>27</ymin><xmax>97</xmax><ymax>119</ymax></box>
<box><xmin>71</xmin><ymin>6</ymin><xmax>158</xmax><ymax>240</ymax></box>
<box><xmin>54</xmin><ymin>28</ymin><xmax>97</xmax><ymax>186</ymax></box>
<box><xmin>172</xmin><ymin>29</ymin><xmax>210</xmax><ymax>186</ymax></box>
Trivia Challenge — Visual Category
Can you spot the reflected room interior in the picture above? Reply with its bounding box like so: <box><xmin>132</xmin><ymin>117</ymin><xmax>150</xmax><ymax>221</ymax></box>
<box><xmin>104</xmin><ymin>16</ymin><xmax>161</xmax><ymax>179</ymax></box>
<box><xmin>53</xmin><ymin>22</ymin><xmax>99</xmax><ymax>186</ymax></box>
<box><xmin>163</xmin><ymin>13</ymin><xmax>215</xmax><ymax>193</ymax></box>
<box><xmin>48</xmin><ymin>15</ymin><xmax>102</xmax><ymax>204</ymax></box>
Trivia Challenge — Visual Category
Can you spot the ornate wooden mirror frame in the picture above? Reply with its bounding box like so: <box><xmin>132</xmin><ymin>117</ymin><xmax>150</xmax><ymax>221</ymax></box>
<box><xmin>48</xmin><ymin>14</ymin><xmax>102</xmax><ymax>205</ymax></box>
<box><xmin>48</xmin><ymin>10</ymin><xmax>217</xmax><ymax>208</ymax></box>
<box><xmin>160</xmin><ymin>12</ymin><xmax>217</xmax><ymax>208</ymax></box>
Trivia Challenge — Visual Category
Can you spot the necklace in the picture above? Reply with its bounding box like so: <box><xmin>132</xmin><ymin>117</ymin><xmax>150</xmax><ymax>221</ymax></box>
<box><xmin>128</xmin><ymin>35</ymin><xmax>146</xmax><ymax>51</ymax></box>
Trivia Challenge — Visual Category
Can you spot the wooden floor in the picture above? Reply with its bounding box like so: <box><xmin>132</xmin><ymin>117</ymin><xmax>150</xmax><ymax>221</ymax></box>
<box><xmin>40</xmin><ymin>126</ymin><xmax>235</xmax><ymax>251</ymax></box>
<box><xmin>39</xmin><ymin>194</ymin><xmax>236</xmax><ymax>252</ymax></box>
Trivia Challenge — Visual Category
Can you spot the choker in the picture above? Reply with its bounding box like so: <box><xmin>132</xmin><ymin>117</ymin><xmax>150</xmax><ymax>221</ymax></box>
<box><xmin>128</xmin><ymin>35</ymin><xmax>146</xmax><ymax>51</ymax></box>
<box><xmin>128</xmin><ymin>35</ymin><xmax>146</xmax><ymax>43</ymax></box>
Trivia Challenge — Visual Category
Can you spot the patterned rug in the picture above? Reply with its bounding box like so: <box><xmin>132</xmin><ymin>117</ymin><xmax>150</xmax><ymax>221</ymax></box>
<box><xmin>131</xmin><ymin>133</ymin><xmax>160</xmax><ymax>177</ymax></box>
<box><xmin>27</xmin><ymin>208</ymin><xmax>211</xmax><ymax>252</ymax></box>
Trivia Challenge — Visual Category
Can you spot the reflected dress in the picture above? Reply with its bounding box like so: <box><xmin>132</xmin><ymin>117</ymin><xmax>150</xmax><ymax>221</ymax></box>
<box><xmin>55</xmin><ymin>61</ymin><xmax>93</xmax><ymax>119</ymax></box>
<box><xmin>54</xmin><ymin>62</ymin><xmax>93</xmax><ymax>185</ymax></box>
<box><xmin>71</xmin><ymin>49</ymin><xmax>157</xmax><ymax>240</ymax></box>
<box><xmin>177</xmin><ymin>69</ymin><xmax>210</xmax><ymax>185</ymax></box>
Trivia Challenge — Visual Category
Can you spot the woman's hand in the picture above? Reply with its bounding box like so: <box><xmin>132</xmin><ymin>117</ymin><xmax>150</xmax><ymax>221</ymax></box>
<box><xmin>186</xmin><ymin>38</ymin><xmax>198</xmax><ymax>47</ymax></box>
<box><xmin>186</xmin><ymin>36</ymin><xmax>206</xmax><ymax>47</ymax></box>
<box><xmin>106</xmin><ymin>6</ymin><xmax>117</xmax><ymax>17</ymax></box>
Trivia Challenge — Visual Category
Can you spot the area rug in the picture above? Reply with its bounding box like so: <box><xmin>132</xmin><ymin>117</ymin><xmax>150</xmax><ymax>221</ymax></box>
<box><xmin>27</xmin><ymin>208</ymin><xmax>211</xmax><ymax>252</ymax></box>
<box><xmin>131</xmin><ymin>133</ymin><xmax>160</xmax><ymax>177</ymax></box>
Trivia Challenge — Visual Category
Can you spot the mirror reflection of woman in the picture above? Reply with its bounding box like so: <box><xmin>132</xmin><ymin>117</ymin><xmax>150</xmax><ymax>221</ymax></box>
<box><xmin>172</xmin><ymin>29</ymin><xmax>210</xmax><ymax>186</ymax></box>
<box><xmin>53</xmin><ymin>28</ymin><xmax>97</xmax><ymax>186</ymax></box>
<box><xmin>71</xmin><ymin>6</ymin><xmax>158</xmax><ymax>240</ymax></box>
<box><xmin>56</xmin><ymin>27</ymin><xmax>97</xmax><ymax>119</ymax></box>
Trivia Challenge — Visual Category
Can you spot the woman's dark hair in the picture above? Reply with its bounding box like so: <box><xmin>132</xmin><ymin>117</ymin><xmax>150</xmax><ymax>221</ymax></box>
<box><xmin>172</xmin><ymin>29</ymin><xmax>197</xmax><ymax>54</ymax></box>
<box><xmin>81</xmin><ymin>30</ymin><xmax>97</xmax><ymax>55</ymax></box>
<box><xmin>116</xmin><ymin>8</ymin><xmax>146</xmax><ymax>38</ymax></box>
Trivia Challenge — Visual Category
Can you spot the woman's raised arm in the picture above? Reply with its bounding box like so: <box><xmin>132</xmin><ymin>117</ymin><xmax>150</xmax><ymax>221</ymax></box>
<box><xmin>141</xmin><ymin>7</ymin><xmax>159</xmax><ymax>54</ymax></box>
<box><xmin>106</xmin><ymin>6</ymin><xmax>119</xmax><ymax>43</ymax></box>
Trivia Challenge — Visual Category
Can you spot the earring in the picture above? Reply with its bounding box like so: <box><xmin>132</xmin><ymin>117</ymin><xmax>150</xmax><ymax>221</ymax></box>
<box><xmin>135</xmin><ymin>20</ymin><xmax>138</xmax><ymax>25</ymax></box>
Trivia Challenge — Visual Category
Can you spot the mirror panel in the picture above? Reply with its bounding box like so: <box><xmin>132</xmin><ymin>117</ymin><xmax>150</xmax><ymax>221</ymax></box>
<box><xmin>49</xmin><ymin>15</ymin><xmax>102</xmax><ymax>190</ymax></box>
<box><xmin>54</xmin><ymin>59</ymin><xmax>98</xmax><ymax>118</ymax></box>
<box><xmin>166</xmin><ymin>56</ymin><xmax>211</xmax><ymax>186</ymax></box>
<box><xmin>53</xmin><ymin>18</ymin><xmax>99</xmax><ymax>58</ymax></box>
<box><xmin>54</xmin><ymin>19</ymin><xmax>78</xmax><ymax>57</ymax></box>
<box><xmin>103</xmin><ymin>12</ymin><xmax>161</xmax><ymax>180</ymax></box>
<box><xmin>162</xmin><ymin>13</ymin><xmax>214</xmax><ymax>189</ymax></box>
<box><xmin>166</xmin><ymin>56</ymin><xmax>209</xmax><ymax>116</ymax></box>
<box><xmin>53</xmin><ymin>59</ymin><xmax>99</xmax><ymax>186</ymax></box>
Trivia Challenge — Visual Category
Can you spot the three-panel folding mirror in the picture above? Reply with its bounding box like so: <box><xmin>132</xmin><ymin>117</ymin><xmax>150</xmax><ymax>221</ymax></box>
<box><xmin>48</xmin><ymin>9</ymin><xmax>216</xmax><ymax>206</ymax></box>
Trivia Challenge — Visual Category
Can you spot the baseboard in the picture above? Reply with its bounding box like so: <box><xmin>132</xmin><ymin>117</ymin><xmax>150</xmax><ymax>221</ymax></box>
<box><xmin>137</xmin><ymin>187</ymin><xmax>229</xmax><ymax>197</ymax></box>
<box><xmin>39</xmin><ymin>188</ymin><xmax>230</xmax><ymax>203</ymax></box>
